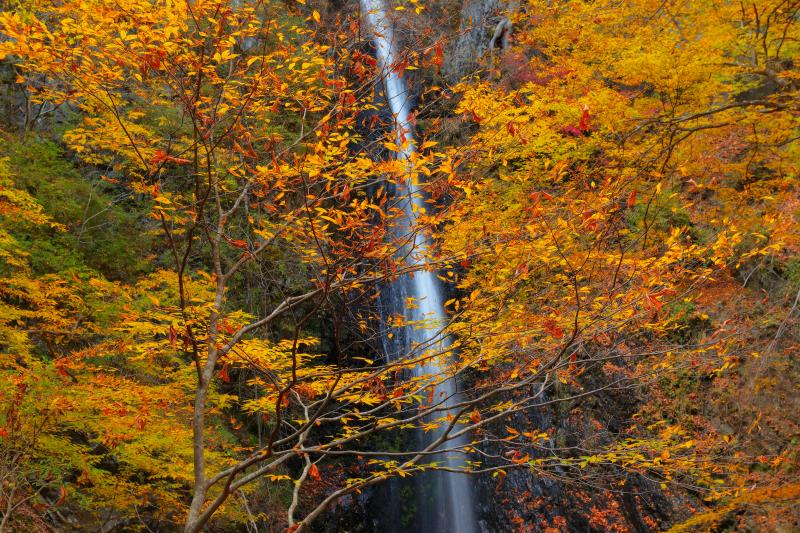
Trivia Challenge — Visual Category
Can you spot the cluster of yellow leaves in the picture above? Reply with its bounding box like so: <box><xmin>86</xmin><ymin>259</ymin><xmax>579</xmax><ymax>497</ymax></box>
<box><xmin>431</xmin><ymin>0</ymin><xmax>798</xmax><ymax>503</ymax></box>
<box><xmin>0</xmin><ymin>159</ymin><xmax>204</xmax><ymax>522</ymax></box>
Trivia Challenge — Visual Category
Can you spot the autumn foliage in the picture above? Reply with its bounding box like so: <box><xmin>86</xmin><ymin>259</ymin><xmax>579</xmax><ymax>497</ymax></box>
<box><xmin>0</xmin><ymin>0</ymin><xmax>798</xmax><ymax>531</ymax></box>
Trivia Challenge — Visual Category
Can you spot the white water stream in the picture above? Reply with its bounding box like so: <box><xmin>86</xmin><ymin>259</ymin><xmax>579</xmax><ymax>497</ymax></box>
<box><xmin>359</xmin><ymin>1</ymin><xmax>478</xmax><ymax>531</ymax></box>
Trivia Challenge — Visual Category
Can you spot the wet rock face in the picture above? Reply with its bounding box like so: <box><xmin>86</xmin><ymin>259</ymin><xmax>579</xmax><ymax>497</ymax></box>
<box><xmin>320</xmin><ymin>381</ymin><xmax>681</xmax><ymax>532</ymax></box>
<box><xmin>469</xmin><ymin>380</ymin><xmax>683</xmax><ymax>533</ymax></box>
<box><xmin>313</xmin><ymin>471</ymin><xmax>416</xmax><ymax>532</ymax></box>
<box><xmin>474</xmin><ymin>460</ymin><xmax>675</xmax><ymax>532</ymax></box>
<box><xmin>443</xmin><ymin>0</ymin><xmax>507</xmax><ymax>82</ymax></box>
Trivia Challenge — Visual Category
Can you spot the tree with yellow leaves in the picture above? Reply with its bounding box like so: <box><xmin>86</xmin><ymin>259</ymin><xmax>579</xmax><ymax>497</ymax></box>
<box><xmin>1</xmin><ymin>1</ymin><xmax>484</xmax><ymax>530</ymax></box>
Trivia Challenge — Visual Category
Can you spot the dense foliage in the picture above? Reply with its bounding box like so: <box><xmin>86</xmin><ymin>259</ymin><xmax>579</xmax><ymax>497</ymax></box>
<box><xmin>0</xmin><ymin>0</ymin><xmax>797</xmax><ymax>531</ymax></box>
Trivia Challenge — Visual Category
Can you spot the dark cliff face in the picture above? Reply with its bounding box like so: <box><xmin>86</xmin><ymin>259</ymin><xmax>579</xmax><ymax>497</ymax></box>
<box><xmin>318</xmin><ymin>443</ymin><xmax>682</xmax><ymax>532</ymax></box>
<box><xmin>317</xmin><ymin>369</ymin><xmax>686</xmax><ymax>532</ymax></box>
<box><xmin>443</xmin><ymin>0</ymin><xmax>507</xmax><ymax>83</ymax></box>
<box><xmin>469</xmin><ymin>382</ymin><xmax>683</xmax><ymax>533</ymax></box>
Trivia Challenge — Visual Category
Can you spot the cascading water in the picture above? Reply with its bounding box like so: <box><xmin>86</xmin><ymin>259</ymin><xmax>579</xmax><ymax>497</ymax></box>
<box><xmin>359</xmin><ymin>1</ymin><xmax>477</xmax><ymax>531</ymax></box>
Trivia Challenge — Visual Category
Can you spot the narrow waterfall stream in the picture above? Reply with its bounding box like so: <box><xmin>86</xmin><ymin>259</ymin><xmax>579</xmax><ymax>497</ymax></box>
<box><xmin>359</xmin><ymin>1</ymin><xmax>478</xmax><ymax>531</ymax></box>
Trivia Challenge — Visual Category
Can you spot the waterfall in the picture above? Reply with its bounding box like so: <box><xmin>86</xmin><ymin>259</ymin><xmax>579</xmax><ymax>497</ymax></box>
<box><xmin>359</xmin><ymin>1</ymin><xmax>478</xmax><ymax>531</ymax></box>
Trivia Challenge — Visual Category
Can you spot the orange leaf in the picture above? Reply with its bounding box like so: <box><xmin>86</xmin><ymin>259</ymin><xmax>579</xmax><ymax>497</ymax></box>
<box><xmin>150</xmin><ymin>149</ymin><xmax>168</xmax><ymax>165</ymax></box>
<box><xmin>168</xmin><ymin>325</ymin><xmax>177</xmax><ymax>348</ymax></box>
<box><xmin>55</xmin><ymin>486</ymin><xmax>68</xmax><ymax>506</ymax></box>
<box><xmin>543</xmin><ymin>318</ymin><xmax>564</xmax><ymax>339</ymax></box>
<box><xmin>627</xmin><ymin>190</ymin><xmax>637</xmax><ymax>208</ymax></box>
<box><xmin>165</xmin><ymin>155</ymin><xmax>192</xmax><ymax>164</ymax></box>
<box><xmin>218</xmin><ymin>363</ymin><xmax>231</xmax><ymax>383</ymax></box>
<box><xmin>470</xmin><ymin>409</ymin><xmax>481</xmax><ymax>424</ymax></box>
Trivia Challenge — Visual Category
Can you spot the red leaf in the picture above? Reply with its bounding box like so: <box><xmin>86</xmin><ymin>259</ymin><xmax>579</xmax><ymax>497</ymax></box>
<box><xmin>652</xmin><ymin>287</ymin><xmax>677</xmax><ymax>298</ymax></box>
<box><xmin>308</xmin><ymin>463</ymin><xmax>321</xmax><ymax>481</ymax></box>
<box><xmin>543</xmin><ymin>318</ymin><xmax>564</xmax><ymax>339</ymax></box>
<box><xmin>433</xmin><ymin>42</ymin><xmax>443</xmax><ymax>67</ymax></box>
<box><xmin>582</xmin><ymin>210</ymin><xmax>598</xmax><ymax>231</ymax></box>
<box><xmin>627</xmin><ymin>190</ymin><xmax>637</xmax><ymax>208</ymax></box>
<box><xmin>218</xmin><ymin>363</ymin><xmax>231</xmax><ymax>383</ymax></box>
<box><xmin>150</xmin><ymin>149</ymin><xmax>168</xmax><ymax>165</ymax></box>
<box><xmin>150</xmin><ymin>149</ymin><xmax>192</xmax><ymax>167</ymax></box>
<box><xmin>645</xmin><ymin>290</ymin><xmax>666</xmax><ymax>313</ymax></box>
<box><xmin>578</xmin><ymin>105</ymin><xmax>591</xmax><ymax>132</ymax></box>
<box><xmin>393</xmin><ymin>58</ymin><xmax>408</xmax><ymax>77</ymax></box>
